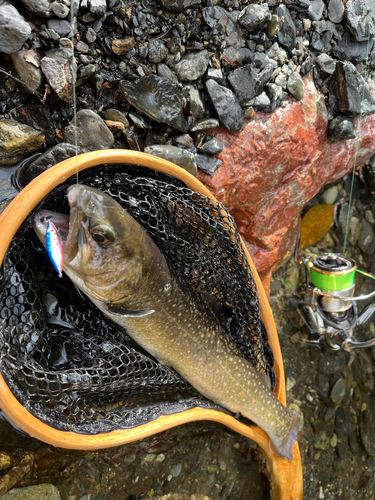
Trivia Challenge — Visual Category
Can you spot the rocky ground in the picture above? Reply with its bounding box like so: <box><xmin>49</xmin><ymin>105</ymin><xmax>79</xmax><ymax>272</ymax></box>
<box><xmin>2</xmin><ymin>0</ymin><xmax>375</xmax><ymax>498</ymax></box>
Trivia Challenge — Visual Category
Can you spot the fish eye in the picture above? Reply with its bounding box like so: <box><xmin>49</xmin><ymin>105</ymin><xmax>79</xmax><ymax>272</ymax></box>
<box><xmin>90</xmin><ymin>225</ymin><xmax>116</xmax><ymax>246</ymax></box>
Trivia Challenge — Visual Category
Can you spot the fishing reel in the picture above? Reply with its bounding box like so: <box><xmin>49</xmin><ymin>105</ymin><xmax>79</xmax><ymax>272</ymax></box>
<box><xmin>297</xmin><ymin>253</ymin><xmax>375</xmax><ymax>351</ymax></box>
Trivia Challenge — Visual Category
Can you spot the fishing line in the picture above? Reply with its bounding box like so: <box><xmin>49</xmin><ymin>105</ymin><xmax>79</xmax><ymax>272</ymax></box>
<box><xmin>342</xmin><ymin>0</ymin><xmax>373</xmax><ymax>254</ymax></box>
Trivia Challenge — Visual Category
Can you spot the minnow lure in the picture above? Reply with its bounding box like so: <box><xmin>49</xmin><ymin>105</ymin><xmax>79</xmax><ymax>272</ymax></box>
<box><xmin>45</xmin><ymin>220</ymin><xmax>64</xmax><ymax>278</ymax></box>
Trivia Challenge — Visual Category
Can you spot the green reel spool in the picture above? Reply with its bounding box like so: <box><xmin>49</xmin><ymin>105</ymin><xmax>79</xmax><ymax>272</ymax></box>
<box><xmin>308</xmin><ymin>254</ymin><xmax>356</xmax><ymax>292</ymax></box>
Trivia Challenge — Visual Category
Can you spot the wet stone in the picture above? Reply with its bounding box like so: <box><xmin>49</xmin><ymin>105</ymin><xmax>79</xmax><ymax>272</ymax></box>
<box><xmin>228</xmin><ymin>65</ymin><xmax>261</xmax><ymax>105</ymax></box>
<box><xmin>316</xmin><ymin>54</ymin><xmax>336</xmax><ymax>74</ymax></box>
<box><xmin>51</xmin><ymin>1</ymin><xmax>69</xmax><ymax>18</ymax></box>
<box><xmin>320</xmin><ymin>185</ymin><xmax>339</xmax><ymax>204</ymax></box>
<box><xmin>144</xmin><ymin>145</ymin><xmax>197</xmax><ymax>177</ymax></box>
<box><xmin>335</xmin><ymin>407</ymin><xmax>353</xmax><ymax>438</ymax></box>
<box><xmin>173</xmin><ymin>134</ymin><xmax>194</xmax><ymax>149</ymax></box>
<box><xmin>0</xmin><ymin>119</ymin><xmax>45</xmax><ymax>166</ymax></box>
<box><xmin>112</xmin><ymin>38</ymin><xmax>136</xmax><ymax>55</ymax></box>
<box><xmin>174</xmin><ymin>50</ymin><xmax>209</xmax><ymax>82</ymax></box>
<box><xmin>360</xmin><ymin>394</ymin><xmax>375</xmax><ymax>455</ymax></box>
<box><xmin>196</xmin><ymin>154</ymin><xmax>222</xmax><ymax>176</ymax></box>
<box><xmin>89</xmin><ymin>0</ymin><xmax>106</xmax><ymax>15</ymax></box>
<box><xmin>332</xmin><ymin>36</ymin><xmax>373</xmax><ymax>64</ymax></box>
<box><xmin>181</xmin><ymin>85</ymin><xmax>204</xmax><ymax>120</ymax></box>
<box><xmin>63</xmin><ymin>109</ymin><xmax>114</xmax><ymax>152</ymax></box>
<box><xmin>8</xmin><ymin>103</ymin><xmax>55</xmax><ymax>145</ymax></box>
<box><xmin>40</xmin><ymin>48</ymin><xmax>76</xmax><ymax>104</ymax></box>
<box><xmin>276</xmin><ymin>4</ymin><xmax>296</xmax><ymax>50</ymax></box>
<box><xmin>148</xmin><ymin>39</ymin><xmax>168</xmax><ymax>63</ymax></box>
<box><xmin>207</xmin><ymin>68</ymin><xmax>223</xmax><ymax>83</ymax></box>
<box><xmin>308</xmin><ymin>0</ymin><xmax>324</xmax><ymax>20</ymax></box>
<box><xmin>202</xmin><ymin>6</ymin><xmax>244</xmax><ymax>49</ymax></box>
<box><xmin>1</xmin><ymin>484</ymin><xmax>61</xmax><ymax>500</ymax></box>
<box><xmin>18</xmin><ymin>143</ymin><xmax>78</xmax><ymax>188</ymax></box>
<box><xmin>287</xmin><ymin>72</ymin><xmax>305</xmax><ymax>100</ymax></box>
<box><xmin>222</xmin><ymin>47</ymin><xmax>243</xmax><ymax>68</ymax></box>
<box><xmin>5</xmin><ymin>49</ymin><xmax>43</xmax><ymax>95</ymax></box>
<box><xmin>247</xmin><ymin>91</ymin><xmax>273</xmax><ymax>112</ymax></box>
<box><xmin>158</xmin><ymin>64</ymin><xmax>178</xmax><ymax>84</ymax></box>
<box><xmin>318</xmin><ymin>351</ymin><xmax>347</xmax><ymax>375</ymax></box>
<box><xmin>156</xmin><ymin>0</ymin><xmax>200</xmax><ymax>12</ymax></box>
<box><xmin>190</xmin><ymin>118</ymin><xmax>219</xmax><ymax>132</ymax></box>
<box><xmin>46</xmin><ymin>19</ymin><xmax>71</xmax><ymax>36</ymax></box>
<box><xmin>86</xmin><ymin>27</ymin><xmax>96</xmax><ymax>44</ymax></box>
<box><xmin>120</xmin><ymin>75</ymin><xmax>188</xmax><ymax>133</ymax></box>
<box><xmin>205</xmin><ymin>79</ymin><xmax>244</xmax><ymax>131</ymax></box>
<box><xmin>327</xmin><ymin>116</ymin><xmax>356</xmax><ymax>142</ymax></box>
<box><xmin>328</xmin><ymin>0</ymin><xmax>344</xmax><ymax>23</ymax></box>
<box><xmin>358</xmin><ymin>219</ymin><xmax>375</xmax><ymax>255</ymax></box>
<box><xmin>238</xmin><ymin>3</ymin><xmax>272</xmax><ymax>32</ymax></box>
<box><xmin>198</xmin><ymin>137</ymin><xmax>223</xmax><ymax>155</ymax></box>
<box><xmin>267</xmin><ymin>14</ymin><xmax>280</xmax><ymax>38</ymax></box>
<box><xmin>330</xmin><ymin>377</ymin><xmax>346</xmax><ymax>405</ymax></box>
<box><xmin>267</xmin><ymin>42</ymin><xmax>287</xmax><ymax>65</ymax></box>
<box><xmin>18</xmin><ymin>0</ymin><xmax>54</xmax><ymax>17</ymax></box>
<box><xmin>314</xmin><ymin>431</ymin><xmax>331</xmax><ymax>450</ymax></box>
<box><xmin>345</xmin><ymin>0</ymin><xmax>375</xmax><ymax>41</ymax></box>
<box><xmin>0</xmin><ymin>2</ymin><xmax>32</xmax><ymax>54</ymax></box>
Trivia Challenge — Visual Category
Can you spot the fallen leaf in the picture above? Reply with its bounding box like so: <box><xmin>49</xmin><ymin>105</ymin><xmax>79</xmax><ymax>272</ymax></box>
<box><xmin>23</xmin><ymin>49</ymin><xmax>40</xmax><ymax>68</ymax></box>
<box><xmin>299</xmin><ymin>204</ymin><xmax>335</xmax><ymax>251</ymax></box>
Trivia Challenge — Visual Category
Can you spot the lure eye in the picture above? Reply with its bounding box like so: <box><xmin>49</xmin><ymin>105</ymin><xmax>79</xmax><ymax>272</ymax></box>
<box><xmin>91</xmin><ymin>225</ymin><xmax>116</xmax><ymax>246</ymax></box>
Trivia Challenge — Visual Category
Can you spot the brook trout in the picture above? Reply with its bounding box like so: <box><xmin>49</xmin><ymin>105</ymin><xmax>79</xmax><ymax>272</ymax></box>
<box><xmin>33</xmin><ymin>184</ymin><xmax>300</xmax><ymax>460</ymax></box>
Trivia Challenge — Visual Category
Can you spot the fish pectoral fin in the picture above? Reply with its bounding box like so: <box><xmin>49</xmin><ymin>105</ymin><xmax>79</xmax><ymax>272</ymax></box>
<box><xmin>104</xmin><ymin>303</ymin><xmax>155</xmax><ymax>318</ymax></box>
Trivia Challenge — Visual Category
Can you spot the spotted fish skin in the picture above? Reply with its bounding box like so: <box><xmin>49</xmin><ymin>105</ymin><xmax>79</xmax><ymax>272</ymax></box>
<box><xmin>33</xmin><ymin>184</ymin><xmax>300</xmax><ymax>460</ymax></box>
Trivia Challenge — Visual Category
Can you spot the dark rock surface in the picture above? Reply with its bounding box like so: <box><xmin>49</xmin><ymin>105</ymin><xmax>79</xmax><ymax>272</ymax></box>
<box><xmin>205</xmin><ymin>79</ymin><xmax>244</xmax><ymax>131</ymax></box>
<box><xmin>120</xmin><ymin>75</ymin><xmax>188</xmax><ymax>133</ymax></box>
<box><xmin>63</xmin><ymin>109</ymin><xmax>114</xmax><ymax>152</ymax></box>
<box><xmin>328</xmin><ymin>115</ymin><xmax>357</xmax><ymax>142</ymax></box>
<box><xmin>329</xmin><ymin>61</ymin><xmax>375</xmax><ymax>116</ymax></box>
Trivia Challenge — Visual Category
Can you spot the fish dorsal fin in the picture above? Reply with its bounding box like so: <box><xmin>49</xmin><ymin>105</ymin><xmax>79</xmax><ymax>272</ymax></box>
<box><xmin>105</xmin><ymin>303</ymin><xmax>155</xmax><ymax>318</ymax></box>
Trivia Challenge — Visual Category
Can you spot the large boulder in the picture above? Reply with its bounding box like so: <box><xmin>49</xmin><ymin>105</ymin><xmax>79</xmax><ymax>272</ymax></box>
<box><xmin>198</xmin><ymin>74</ymin><xmax>375</xmax><ymax>289</ymax></box>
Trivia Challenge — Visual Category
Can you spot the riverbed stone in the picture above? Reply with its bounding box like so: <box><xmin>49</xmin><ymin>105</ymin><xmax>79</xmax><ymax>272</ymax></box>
<box><xmin>202</xmin><ymin>6</ymin><xmax>244</xmax><ymax>49</ymax></box>
<box><xmin>345</xmin><ymin>0</ymin><xmax>375</xmax><ymax>41</ymax></box>
<box><xmin>63</xmin><ymin>110</ymin><xmax>114</xmax><ymax>152</ymax></box>
<box><xmin>198</xmin><ymin>138</ymin><xmax>223</xmax><ymax>156</ymax></box>
<box><xmin>89</xmin><ymin>0</ymin><xmax>106</xmax><ymax>15</ymax></box>
<box><xmin>0</xmin><ymin>119</ymin><xmax>45</xmax><ymax>166</ymax></box>
<box><xmin>329</xmin><ymin>61</ymin><xmax>375</xmax><ymax>116</ymax></box>
<box><xmin>112</xmin><ymin>38</ymin><xmax>136</xmax><ymax>55</ymax></box>
<box><xmin>316</xmin><ymin>54</ymin><xmax>336</xmax><ymax>74</ymax></box>
<box><xmin>332</xmin><ymin>35</ymin><xmax>373</xmax><ymax>64</ymax></box>
<box><xmin>148</xmin><ymin>39</ymin><xmax>168</xmax><ymax>63</ymax></box>
<box><xmin>40</xmin><ymin>48</ymin><xmax>76</xmax><ymax>104</ymax></box>
<box><xmin>327</xmin><ymin>116</ymin><xmax>356</xmax><ymax>142</ymax></box>
<box><xmin>19</xmin><ymin>0</ymin><xmax>54</xmax><ymax>17</ymax></box>
<box><xmin>0</xmin><ymin>3</ymin><xmax>31</xmax><ymax>54</ymax></box>
<box><xmin>144</xmin><ymin>145</ymin><xmax>197</xmax><ymax>176</ymax></box>
<box><xmin>228</xmin><ymin>65</ymin><xmax>261</xmax><ymax>105</ymax></box>
<box><xmin>120</xmin><ymin>75</ymin><xmax>188</xmax><ymax>132</ymax></box>
<box><xmin>360</xmin><ymin>394</ymin><xmax>375</xmax><ymax>455</ymax></box>
<box><xmin>1</xmin><ymin>484</ymin><xmax>61</xmax><ymax>500</ymax></box>
<box><xmin>174</xmin><ymin>50</ymin><xmax>209</xmax><ymax>82</ymax></box>
<box><xmin>205</xmin><ymin>79</ymin><xmax>244</xmax><ymax>131</ymax></box>
<box><xmin>5</xmin><ymin>49</ymin><xmax>43</xmax><ymax>95</ymax></box>
<box><xmin>330</xmin><ymin>377</ymin><xmax>346</xmax><ymax>405</ymax></box>
<box><xmin>182</xmin><ymin>85</ymin><xmax>205</xmax><ymax>120</ymax></box>
<box><xmin>308</xmin><ymin>0</ymin><xmax>324</xmax><ymax>20</ymax></box>
<box><xmin>238</xmin><ymin>3</ymin><xmax>272</xmax><ymax>32</ymax></box>
<box><xmin>358</xmin><ymin>219</ymin><xmax>375</xmax><ymax>255</ymax></box>
<box><xmin>156</xmin><ymin>0</ymin><xmax>200</xmax><ymax>12</ymax></box>
<box><xmin>18</xmin><ymin>143</ymin><xmax>79</xmax><ymax>188</ymax></box>
<box><xmin>276</xmin><ymin>4</ymin><xmax>296</xmax><ymax>50</ymax></box>
<box><xmin>287</xmin><ymin>72</ymin><xmax>305</xmax><ymax>100</ymax></box>
<box><xmin>196</xmin><ymin>155</ymin><xmax>222</xmax><ymax>176</ymax></box>
<box><xmin>328</xmin><ymin>0</ymin><xmax>344</xmax><ymax>22</ymax></box>
<box><xmin>46</xmin><ymin>19</ymin><xmax>71</xmax><ymax>37</ymax></box>
<box><xmin>51</xmin><ymin>1</ymin><xmax>69</xmax><ymax>18</ymax></box>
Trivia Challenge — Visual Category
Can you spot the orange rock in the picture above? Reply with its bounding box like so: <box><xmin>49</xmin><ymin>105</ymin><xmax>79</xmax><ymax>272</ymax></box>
<box><xmin>198</xmin><ymin>74</ymin><xmax>375</xmax><ymax>286</ymax></box>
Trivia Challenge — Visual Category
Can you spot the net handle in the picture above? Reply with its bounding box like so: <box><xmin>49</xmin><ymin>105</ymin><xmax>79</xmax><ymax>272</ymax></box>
<box><xmin>0</xmin><ymin>151</ymin><xmax>301</xmax><ymax>498</ymax></box>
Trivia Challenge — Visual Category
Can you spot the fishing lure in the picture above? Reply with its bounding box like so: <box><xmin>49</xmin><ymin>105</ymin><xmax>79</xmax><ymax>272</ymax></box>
<box><xmin>46</xmin><ymin>220</ymin><xmax>64</xmax><ymax>278</ymax></box>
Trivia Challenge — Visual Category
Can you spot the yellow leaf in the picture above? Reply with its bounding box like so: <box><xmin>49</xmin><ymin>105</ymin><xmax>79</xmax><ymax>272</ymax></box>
<box><xmin>299</xmin><ymin>204</ymin><xmax>335</xmax><ymax>251</ymax></box>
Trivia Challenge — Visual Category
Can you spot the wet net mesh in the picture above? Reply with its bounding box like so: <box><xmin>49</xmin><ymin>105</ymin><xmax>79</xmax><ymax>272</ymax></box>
<box><xmin>0</xmin><ymin>164</ymin><xmax>275</xmax><ymax>434</ymax></box>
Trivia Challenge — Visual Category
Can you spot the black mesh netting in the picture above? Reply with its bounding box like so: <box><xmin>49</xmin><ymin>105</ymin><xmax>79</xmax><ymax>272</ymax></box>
<box><xmin>0</xmin><ymin>164</ymin><xmax>275</xmax><ymax>434</ymax></box>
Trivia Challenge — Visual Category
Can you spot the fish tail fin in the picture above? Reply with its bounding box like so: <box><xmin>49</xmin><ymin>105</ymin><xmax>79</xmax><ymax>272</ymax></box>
<box><xmin>272</xmin><ymin>410</ymin><xmax>300</xmax><ymax>461</ymax></box>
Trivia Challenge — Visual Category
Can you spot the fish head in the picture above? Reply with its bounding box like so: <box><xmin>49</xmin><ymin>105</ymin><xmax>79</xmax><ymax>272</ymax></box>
<box><xmin>33</xmin><ymin>184</ymin><xmax>146</xmax><ymax>303</ymax></box>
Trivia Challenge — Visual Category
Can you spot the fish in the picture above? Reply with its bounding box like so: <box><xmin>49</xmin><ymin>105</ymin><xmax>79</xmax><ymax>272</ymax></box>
<box><xmin>33</xmin><ymin>184</ymin><xmax>300</xmax><ymax>460</ymax></box>
<box><xmin>45</xmin><ymin>220</ymin><xmax>64</xmax><ymax>277</ymax></box>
